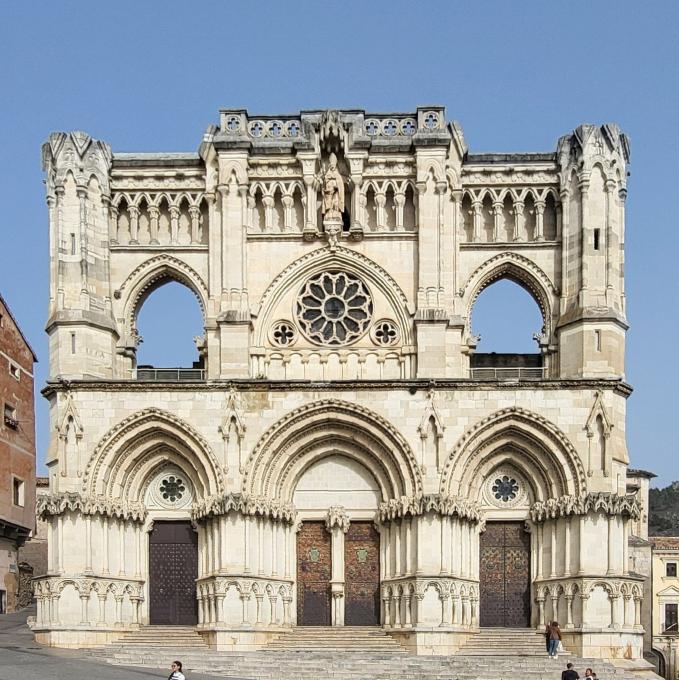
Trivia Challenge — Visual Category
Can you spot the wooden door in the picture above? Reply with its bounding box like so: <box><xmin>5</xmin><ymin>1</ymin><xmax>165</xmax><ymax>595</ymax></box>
<box><xmin>479</xmin><ymin>521</ymin><xmax>531</xmax><ymax>627</ymax></box>
<box><xmin>344</xmin><ymin>522</ymin><xmax>380</xmax><ymax>626</ymax></box>
<box><xmin>149</xmin><ymin>521</ymin><xmax>198</xmax><ymax>625</ymax></box>
<box><xmin>297</xmin><ymin>522</ymin><xmax>331</xmax><ymax>626</ymax></box>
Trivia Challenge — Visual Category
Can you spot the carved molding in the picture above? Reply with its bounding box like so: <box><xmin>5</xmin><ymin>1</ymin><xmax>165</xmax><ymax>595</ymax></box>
<box><xmin>325</xmin><ymin>506</ymin><xmax>350</xmax><ymax>533</ymax></box>
<box><xmin>191</xmin><ymin>492</ymin><xmax>296</xmax><ymax>524</ymax></box>
<box><xmin>530</xmin><ymin>492</ymin><xmax>641</xmax><ymax>522</ymax></box>
<box><xmin>377</xmin><ymin>493</ymin><xmax>482</xmax><ymax>523</ymax></box>
<box><xmin>36</xmin><ymin>492</ymin><xmax>146</xmax><ymax>522</ymax></box>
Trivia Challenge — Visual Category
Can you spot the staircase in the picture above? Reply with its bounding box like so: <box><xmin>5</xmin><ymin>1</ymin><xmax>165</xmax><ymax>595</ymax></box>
<box><xmin>457</xmin><ymin>627</ymin><xmax>550</xmax><ymax>656</ymax></box>
<box><xmin>104</xmin><ymin>625</ymin><xmax>208</xmax><ymax>649</ymax></box>
<box><xmin>265</xmin><ymin>625</ymin><xmax>406</xmax><ymax>652</ymax></box>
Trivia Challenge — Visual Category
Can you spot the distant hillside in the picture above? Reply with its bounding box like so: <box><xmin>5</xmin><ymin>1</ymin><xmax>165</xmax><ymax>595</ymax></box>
<box><xmin>649</xmin><ymin>482</ymin><xmax>679</xmax><ymax>536</ymax></box>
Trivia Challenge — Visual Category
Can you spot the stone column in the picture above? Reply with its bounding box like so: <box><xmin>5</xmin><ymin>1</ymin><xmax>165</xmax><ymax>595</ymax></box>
<box><xmin>535</xmin><ymin>200</ymin><xmax>545</xmax><ymax>241</ymax></box>
<box><xmin>610</xmin><ymin>593</ymin><xmax>620</xmax><ymax>629</ymax></box>
<box><xmin>607</xmin><ymin>515</ymin><xmax>615</xmax><ymax>576</ymax></box>
<box><xmin>118</xmin><ymin>519</ymin><xmax>126</xmax><ymax>576</ymax></box>
<box><xmin>537</xmin><ymin>597</ymin><xmax>545</xmax><ymax>629</ymax></box>
<box><xmin>471</xmin><ymin>200</ymin><xmax>482</xmax><ymax>242</ymax></box>
<box><xmin>169</xmin><ymin>205</ymin><xmax>180</xmax><ymax>244</ymax></box>
<box><xmin>513</xmin><ymin>200</ymin><xmax>525</xmax><ymax>241</ymax></box>
<box><xmin>550</xmin><ymin>521</ymin><xmax>557</xmax><ymax>578</ymax></box>
<box><xmin>114</xmin><ymin>594</ymin><xmax>124</xmax><ymax>627</ymax></box>
<box><xmin>578</xmin><ymin>515</ymin><xmax>586</xmax><ymax>575</ymax></box>
<box><xmin>622</xmin><ymin>517</ymin><xmax>629</xmax><ymax>575</ymax></box>
<box><xmin>382</xmin><ymin>594</ymin><xmax>391</xmax><ymax>627</ymax></box>
<box><xmin>492</xmin><ymin>201</ymin><xmax>503</xmax><ymax>242</ymax></box>
<box><xmin>102</xmin><ymin>516</ymin><xmax>110</xmax><ymax>575</ymax></box>
<box><xmin>634</xmin><ymin>596</ymin><xmax>642</xmax><ymax>628</ymax></box>
<box><xmin>579</xmin><ymin>593</ymin><xmax>589</xmax><ymax>628</ymax></box>
<box><xmin>393</xmin><ymin>594</ymin><xmax>402</xmax><ymax>628</ymax></box>
<box><xmin>189</xmin><ymin>205</ymin><xmax>201</xmax><ymax>244</ymax></box>
<box><xmin>148</xmin><ymin>206</ymin><xmax>159</xmax><ymax>244</ymax></box>
<box><xmin>84</xmin><ymin>515</ymin><xmax>93</xmax><ymax>574</ymax></box>
<box><xmin>565</xmin><ymin>594</ymin><xmax>574</xmax><ymax>629</ymax></box>
<box><xmin>564</xmin><ymin>517</ymin><xmax>571</xmax><ymax>577</ymax></box>
<box><xmin>128</xmin><ymin>205</ymin><xmax>139</xmax><ymax>244</ymax></box>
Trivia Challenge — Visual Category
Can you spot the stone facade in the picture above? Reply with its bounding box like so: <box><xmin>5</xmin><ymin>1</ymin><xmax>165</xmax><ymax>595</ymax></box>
<box><xmin>0</xmin><ymin>293</ymin><xmax>37</xmax><ymax>613</ymax></box>
<box><xmin>650</xmin><ymin>538</ymin><xmax>679</xmax><ymax>678</ymax></box>
<box><xmin>31</xmin><ymin>108</ymin><xmax>643</xmax><ymax>658</ymax></box>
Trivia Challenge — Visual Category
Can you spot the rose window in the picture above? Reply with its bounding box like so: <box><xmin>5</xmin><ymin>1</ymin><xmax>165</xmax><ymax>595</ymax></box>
<box><xmin>159</xmin><ymin>475</ymin><xmax>186</xmax><ymax>503</ymax></box>
<box><xmin>296</xmin><ymin>271</ymin><xmax>373</xmax><ymax>345</ymax></box>
<box><xmin>492</xmin><ymin>476</ymin><xmax>519</xmax><ymax>502</ymax></box>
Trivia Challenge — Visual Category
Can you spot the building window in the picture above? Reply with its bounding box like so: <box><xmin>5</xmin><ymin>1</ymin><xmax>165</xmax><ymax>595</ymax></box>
<box><xmin>3</xmin><ymin>403</ymin><xmax>18</xmax><ymax>429</ymax></box>
<box><xmin>665</xmin><ymin>603</ymin><xmax>679</xmax><ymax>633</ymax></box>
<box><xmin>667</xmin><ymin>562</ymin><xmax>677</xmax><ymax>577</ymax></box>
<box><xmin>12</xmin><ymin>478</ymin><xmax>24</xmax><ymax>507</ymax></box>
<box><xmin>9</xmin><ymin>363</ymin><xmax>20</xmax><ymax>381</ymax></box>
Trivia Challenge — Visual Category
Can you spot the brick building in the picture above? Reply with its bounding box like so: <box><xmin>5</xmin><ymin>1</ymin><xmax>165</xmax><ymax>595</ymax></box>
<box><xmin>0</xmin><ymin>293</ymin><xmax>37</xmax><ymax>613</ymax></box>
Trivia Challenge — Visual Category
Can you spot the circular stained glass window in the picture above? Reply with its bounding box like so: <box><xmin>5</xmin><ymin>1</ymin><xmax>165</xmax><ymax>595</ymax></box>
<box><xmin>296</xmin><ymin>271</ymin><xmax>373</xmax><ymax>345</ymax></box>
<box><xmin>492</xmin><ymin>475</ymin><xmax>519</xmax><ymax>502</ymax></box>
<box><xmin>159</xmin><ymin>475</ymin><xmax>186</xmax><ymax>503</ymax></box>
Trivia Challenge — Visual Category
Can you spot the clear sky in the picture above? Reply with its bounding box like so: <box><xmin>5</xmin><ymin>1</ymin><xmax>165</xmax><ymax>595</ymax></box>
<box><xmin>1</xmin><ymin>1</ymin><xmax>677</xmax><ymax>485</ymax></box>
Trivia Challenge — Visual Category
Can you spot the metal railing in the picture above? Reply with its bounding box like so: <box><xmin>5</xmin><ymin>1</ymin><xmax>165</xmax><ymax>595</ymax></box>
<box><xmin>135</xmin><ymin>367</ymin><xmax>205</xmax><ymax>382</ymax></box>
<box><xmin>470</xmin><ymin>367</ymin><xmax>546</xmax><ymax>381</ymax></box>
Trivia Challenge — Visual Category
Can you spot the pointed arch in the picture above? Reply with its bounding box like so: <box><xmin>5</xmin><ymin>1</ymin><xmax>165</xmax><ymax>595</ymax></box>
<box><xmin>460</xmin><ymin>252</ymin><xmax>559</xmax><ymax>336</ymax></box>
<box><xmin>440</xmin><ymin>407</ymin><xmax>587</xmax><ymax>503</ymax></box>
<box><xmin>114</xmin><ymin>254</ymin><xmax>207</xmax><ymax>339</ymax></box>
<box><xmin>242</xmin><ymin>399</ymin><xmax>422</xmax><ymax>502</ymax></box>
<box><xmin>252</xmin><ymin>245</ymin><xmax>414</xmax><ymax>346</ymax></box>
<box><xmin>83</xmin><ymin>407</ymin><xmax>223</xmax><ymax>502</ymax></box>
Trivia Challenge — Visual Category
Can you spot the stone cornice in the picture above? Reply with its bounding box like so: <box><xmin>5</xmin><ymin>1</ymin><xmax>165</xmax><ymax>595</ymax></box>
<box><xmin>378</xmin><ymin>494</ymin><xmax>482</xmax><ymax>523</ymax></box>
<box><xmin>530</xmin><ymin>492</ymin><xmax>641</xmax><ymax>523</ymax></box>
<box><xmin>191</xmin><ymin>492</ymin><xmax>296</xmax><ymax>524</ymax></box>
<box><xmin>42</xmin><ymin>378</ymin><xmax>634</xmax><ymax>398</ymax></box>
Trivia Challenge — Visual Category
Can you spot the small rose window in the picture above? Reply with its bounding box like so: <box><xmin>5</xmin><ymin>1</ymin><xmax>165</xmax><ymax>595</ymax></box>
<box><xmin>296</xmin><ymin>271</ymin><xmax>373</xmax><ymax>345</ymax></box>
<box><xmin>159</xmin><ymin>475</ymin><xmax>186</xmax><ymax>503</ymax></box>
<box><xmin>492</xmin><ymin>476</ymin><xmax>519</xmax><ymax>502</ymax></box>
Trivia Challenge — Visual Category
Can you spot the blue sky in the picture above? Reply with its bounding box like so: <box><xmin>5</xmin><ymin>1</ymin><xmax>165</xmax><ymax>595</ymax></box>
<box><xmin>1</xmin><ymin>1</ymin><xmax>677</xmax><ymax>484</ymax></box>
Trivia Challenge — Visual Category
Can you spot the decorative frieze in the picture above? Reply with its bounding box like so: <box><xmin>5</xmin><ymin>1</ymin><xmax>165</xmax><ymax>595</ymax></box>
<box><xmin>191</xmin><ymin>492</ymin><xmax>296</xmax><ymax>524</ymax></box>
<box><xmin>36</xmin><ymin>492</ymin><xmax>146</xmax><ymax>522</ymax></box>
<box><xmin>530</xmin><ymin>492</ymin><xmax>641</xmax><ymax>523</ymax></box>
<box><xmin>378</xmin><ymin>494</ymin><xmax>482</xmax><ymax>523</ymax></box>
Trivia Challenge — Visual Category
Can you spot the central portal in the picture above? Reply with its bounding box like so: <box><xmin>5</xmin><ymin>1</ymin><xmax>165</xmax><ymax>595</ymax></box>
<box><xmin>297</xmin><ymin>521</ymin><xmax>332</xmax><ymax>625</ymax></box>
<box><xmin>479</xmin><ymin>521</ymin><xmax>531</xmax><ymax>627</ymax></box>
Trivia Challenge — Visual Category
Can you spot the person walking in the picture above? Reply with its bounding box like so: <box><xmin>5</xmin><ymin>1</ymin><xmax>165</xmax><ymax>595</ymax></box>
<box><xmin>561</xmin><ymin>662</ymin><xmax>579</xmax><ymax>680</ymax></box>
<box><xmin>169</xmin><ymin>660</ymin><xmax>186</xmax><ymax>680</ymax></box>
<box><xmin>545</xmin><ymin>620</ymin><xmax>562</xmax><ymax>658</ymax></box>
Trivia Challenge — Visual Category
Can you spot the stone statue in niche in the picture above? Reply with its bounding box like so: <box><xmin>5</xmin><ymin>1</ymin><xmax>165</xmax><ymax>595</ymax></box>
<box><xmin>321</xmin><ymin>153</ymin><xmax>345</xmax><ymax>223</ymax></box>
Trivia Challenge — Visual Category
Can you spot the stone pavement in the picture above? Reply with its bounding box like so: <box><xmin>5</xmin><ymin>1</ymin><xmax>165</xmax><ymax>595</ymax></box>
<box><xmin>0</xmin><ymin>609</ymin><xmax>662</xmax><ymax>680</ymax></box>
<box><xmin>0</xmin><ymin>608</ymin><xmax>228</xmax><ymax>680</ymax></box>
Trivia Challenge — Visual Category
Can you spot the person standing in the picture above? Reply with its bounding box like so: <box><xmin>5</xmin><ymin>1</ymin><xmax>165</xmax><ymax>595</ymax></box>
<box><xmin>583</xmin><ymin>669</ymin><xmax>594</xmax><ymax>680</ymax></box>
<box><xmin>561</xmin><ymin>662</ymin><xmax>579</xmax><ymax>680</ymax></box>
<box><xmin>545</xmin><ymin>620</ymin><xmax>562</xmax><ymax>658</ymax></box>
<box><xmin>169</xmin><ymin>660</ymin><xmax>186</xmax><ymax>680</ymax></box>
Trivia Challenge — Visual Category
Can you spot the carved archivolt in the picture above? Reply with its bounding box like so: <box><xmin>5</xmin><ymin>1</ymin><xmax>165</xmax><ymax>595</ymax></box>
<box><xmin>116</xmin><ymin>254</ymin><xmax>208</xmax><ymax>339</ymax></box>
<box><xmin>440</xmin><ymin>407</ymin><xmax>587</xmax><ymax>501</ymax></box>
<box><xmin>242</xmin><ymin>399</ymin><xmax>422</xmax><ymax>502</ymax></box>
<box><xmin>83</xmin><ymin>407</ymin><xmax>223</xmax><ymax>500</ymax></box>
<box><xmin>460</xmin><ymin>252</ymin><xmax>558</xmax><ymax>334</ymax></box>
<box><xmin>252</xmin><ymin>245</ymin><xmax>413</xmax><ymax>347</ymax></box>
<box><xmin>530</xmin><ymin>492</ymin><xmax>641</xmax><ymax>522</ymax></box>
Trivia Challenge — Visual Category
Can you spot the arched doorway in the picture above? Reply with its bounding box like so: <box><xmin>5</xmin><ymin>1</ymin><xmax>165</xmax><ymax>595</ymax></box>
<box><xmin>293</xmin><ymin>454</ymin><xmax>381</xmax><ymax>626</ymax></box>
<box><xmin>148</xmin><ymin>520</ymin><xmax>198</xmax><ymax>625</ymax></box>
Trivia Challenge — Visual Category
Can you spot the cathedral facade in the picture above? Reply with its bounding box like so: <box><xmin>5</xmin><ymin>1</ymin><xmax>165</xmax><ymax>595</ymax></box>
<box><xmin>31</xmin><ymin>107</ymin><xmax>643</xmax><ymax>658</ymax></box>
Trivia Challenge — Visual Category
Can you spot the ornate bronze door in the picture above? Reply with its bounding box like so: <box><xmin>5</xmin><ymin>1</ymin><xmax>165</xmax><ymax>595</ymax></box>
<box><xmin>344</xmin><ymin>522</ymin><xmax>380</xmax><ymax>626</ymax></box>
<box><xmin>149</xmin><ymin>521</ymin><xmax>198</xmax><ymax>625</ymax></box>
<box><xmin>297</xmin><ymin>522</ymin><xmax>331</xmax><ymax>626</ymax></box>
<box><xmin>479</xmin><ymin>521</ymin><xmax>531</xmax><ymax>627</ymax></box>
